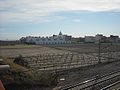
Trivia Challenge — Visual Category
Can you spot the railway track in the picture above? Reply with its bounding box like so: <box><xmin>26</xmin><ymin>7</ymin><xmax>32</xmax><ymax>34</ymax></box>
<box><xmin>101</xmin><ymin>80</ymin><xmax>120</xmax><ymax>90</ymax></box>
<box><xmin>57</xmin><ymin>70</ymin><xmax>120</xmax><ymax>90</ymax></box>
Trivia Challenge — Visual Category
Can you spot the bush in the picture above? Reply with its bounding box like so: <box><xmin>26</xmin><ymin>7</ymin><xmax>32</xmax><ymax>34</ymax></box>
<box><xmin>14</xmin><ymin>55</ymin><xmax>24</xmax><ymax>65</ymax></box>
<box><xmin>33</xmin><ymin>71</ymin><xmax>58</xmax><ymax>86</ymax></box>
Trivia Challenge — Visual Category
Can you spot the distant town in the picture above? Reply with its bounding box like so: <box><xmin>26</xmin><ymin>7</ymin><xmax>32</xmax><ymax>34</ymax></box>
<box><xmin>0</xmin><ymin>31</ymin><xmax>120</xmax><ymax>45</ymax></box>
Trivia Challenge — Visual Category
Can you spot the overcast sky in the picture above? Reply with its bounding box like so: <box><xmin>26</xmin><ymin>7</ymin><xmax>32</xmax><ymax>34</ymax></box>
<box><xmin>0</xmin><ymin>0</ymin><xmax>120</xmax><ymax>40</ymax></box>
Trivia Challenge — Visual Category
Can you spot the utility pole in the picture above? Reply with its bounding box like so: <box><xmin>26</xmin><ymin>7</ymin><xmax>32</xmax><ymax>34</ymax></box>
<box><xmin>98</xmin><ymin>40</ymin><xmax>101</xmax><ymax>63</ymax></box>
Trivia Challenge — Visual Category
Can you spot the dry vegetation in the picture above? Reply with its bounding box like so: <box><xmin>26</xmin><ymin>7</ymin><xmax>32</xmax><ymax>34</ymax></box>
<box><xmin>0</xmin><ymin>43</ymin><xmax>120</xmax><ymax>89</ymax></box>
<box><xmin>1</xmin><ymin>44</ymin><xmax>120</xmax><ymax>71</ymax></box>
<box><xmin>1</xmin><ymin>57</ymin><xmax>33</xmax><ymax>82</ymax></box>
<box><xmin>1</xmin><ymin>57</ymin><xmax>57</xmax><ymax>90</ymax></box>
<box><xmin>1</xmin><ymin>44</ymin><xmax>120</xmax><ymax>57</ymax></box>
<box><xmin>0</xmin><ymin>45</ymin><xmax>69</xmax><ymax>57</ymax></box>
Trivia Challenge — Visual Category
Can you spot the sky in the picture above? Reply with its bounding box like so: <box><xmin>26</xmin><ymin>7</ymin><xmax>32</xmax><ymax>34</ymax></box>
<box><xmin>0</xmin><ymin>0</ymin><xmax>120</xmax><ymax>40</ymax></box>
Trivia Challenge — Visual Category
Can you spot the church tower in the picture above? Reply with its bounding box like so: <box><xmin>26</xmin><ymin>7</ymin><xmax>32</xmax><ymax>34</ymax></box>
<box><xmin>59</xmin><ymin>31</ymin><xmax>62</xmax><ymax>35</ymax></box>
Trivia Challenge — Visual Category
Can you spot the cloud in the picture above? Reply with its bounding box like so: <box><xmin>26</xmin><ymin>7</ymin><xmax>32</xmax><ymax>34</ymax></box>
<box><xmin>0</xmin><ymin>0</ymin><xmax>120</xmax><ymax>23</ymax></box>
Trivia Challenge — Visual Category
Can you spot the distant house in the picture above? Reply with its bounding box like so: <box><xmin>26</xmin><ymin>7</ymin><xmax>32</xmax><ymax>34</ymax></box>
<box><xmin>20</xmin><ymin>31</ymin><xmax>72</xmax><ymax>45</ymax></box>
<box><xmin>20</xmin><ymin>33</ymin><xmax>120</xmax><ymax>44</ymax></box>
<box><xmin>95</xmin><ymin>34</ymin><xmax>108</xmax><ymax>43</ymax></box>
<box><xmin>79</xmin><ymin>37</ymin><xmax>85</xmax><ymax>43</ymax></box>
<box><xmin>85</xmin><ymin>36</ymin><xmax>95</xmax><ymax>43</ymax></box>
<box><xmin>109</xmin><ymin>35</ymin><xmax>119</xmax><ymax>43</ymax></box>
<box><xmin>85</xmin><ymin>34</ymin><xmax>120</xmax><ymax>43</ymax></box>
<box><xmin>71</xmin><ymin>37</ymin><xmax>80</xmax><ymax>43</ymax></box>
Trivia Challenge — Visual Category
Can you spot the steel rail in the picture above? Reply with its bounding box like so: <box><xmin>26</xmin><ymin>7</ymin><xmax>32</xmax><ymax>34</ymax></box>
<box><xmin>59</xmin><ymin>70</ymin><xmax>120</xmax><ymax>90</ymax></box>
<box><xmin>101</xmin><ymin>80</ymin><xmax>120</xmax><ymax>90</ymax></box>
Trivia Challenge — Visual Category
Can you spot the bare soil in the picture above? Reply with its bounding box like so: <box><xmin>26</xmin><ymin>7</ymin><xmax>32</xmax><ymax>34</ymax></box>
<box><xmin>0</xmin><ymin>45</ymin><xmax>69</xmax><ymax>57</ymax></box>
<box><xmin>0</xmin><ymin>44</ymin><xmax>120</xmax><ymax>90</ymax></box>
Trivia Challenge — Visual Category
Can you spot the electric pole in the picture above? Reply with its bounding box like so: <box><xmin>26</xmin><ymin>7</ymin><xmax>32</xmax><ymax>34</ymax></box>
<box><xmin>98</xmin><ymin>40</ymin><xmax>101</xmax><ymax>63</ymax></box>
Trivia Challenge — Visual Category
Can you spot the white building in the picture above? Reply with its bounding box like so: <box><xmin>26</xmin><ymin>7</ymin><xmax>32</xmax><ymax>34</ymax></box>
<box><xmin>20</xmin><ymin>31</ymin><xmax>72</xmax><ymax>45</ymax></box>
<box><xmin>95</xmin><ymin>34</ymin><xmax>104</xmax><ymax>43</ymax></box>
<box><xmin>85</xmin><ymin>34</ymin><xmax>106</xmax><ymax>43</ymax></box>
<box><xmin>85</xmin><ymin>36</ymin><xmax>95</xmax><ymax>43</ymax></box>
<box><xmin>109</xmin><ymin>35</ymin><xmax>119</xmax><ymax>43</ymax></box>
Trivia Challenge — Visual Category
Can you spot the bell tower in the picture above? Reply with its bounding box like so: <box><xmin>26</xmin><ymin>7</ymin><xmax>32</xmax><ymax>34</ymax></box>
<box><xmin>59</xmin><ymin>31</ymin><xmax>62</xmax><ymax>35</ymax></box>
